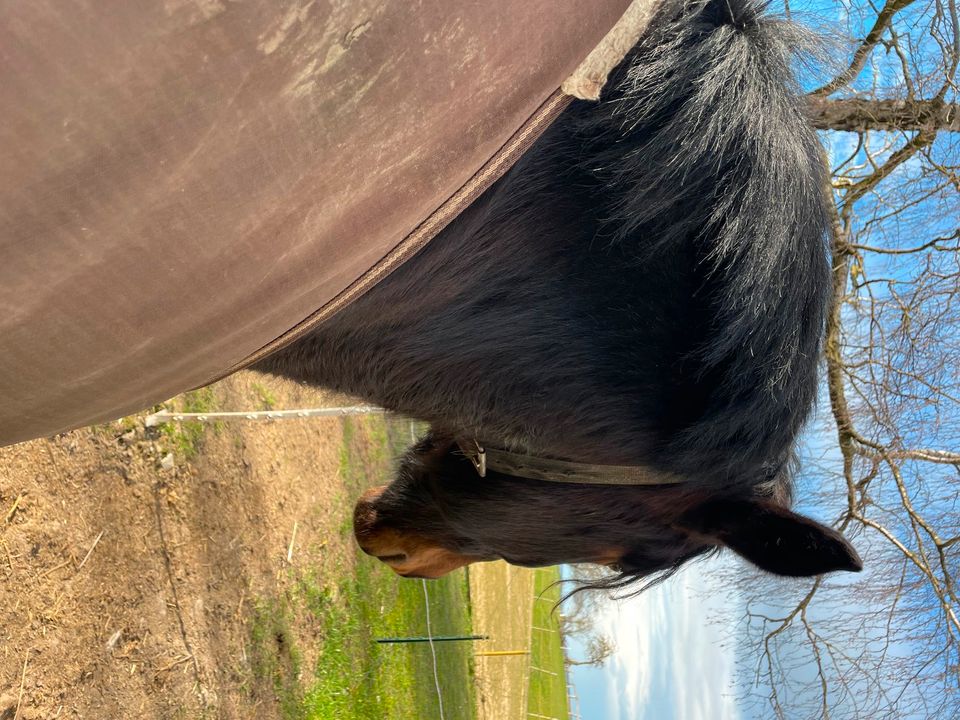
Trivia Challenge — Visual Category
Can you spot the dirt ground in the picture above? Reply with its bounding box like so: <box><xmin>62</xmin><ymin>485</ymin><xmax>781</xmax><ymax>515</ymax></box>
<box><xmin>0</xmin><ymin>372</ymin><xmax>363</xmax><ymax>720</ymax></box>
<box><xmin>469</xmin><ymin>563</ymin><xmax>535</xmax><ymax>720</ymax></box>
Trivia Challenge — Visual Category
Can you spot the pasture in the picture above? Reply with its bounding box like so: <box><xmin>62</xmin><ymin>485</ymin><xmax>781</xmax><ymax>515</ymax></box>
<box><xmin>0</xmin><ymin>372</ymin><xmax>570</xmax><ymax>719</ymax></box>
<box><xmin>527</xmin><ymin>568</ymin><xmax>570</xmax><ymax>720</ymax></box>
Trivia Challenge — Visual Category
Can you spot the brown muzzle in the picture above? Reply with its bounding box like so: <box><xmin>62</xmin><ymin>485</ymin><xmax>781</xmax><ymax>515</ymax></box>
<box><xmin>353</xmin><ymin>485</ymin><xmax>482</xmax><ymax>579</ymax></box>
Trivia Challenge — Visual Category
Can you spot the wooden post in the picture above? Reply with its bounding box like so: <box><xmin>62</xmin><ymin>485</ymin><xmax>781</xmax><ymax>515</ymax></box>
<box><xmin>475</xmin><ymin>650</ymin><xmax>529</xmax><ymax>657</ymax></box>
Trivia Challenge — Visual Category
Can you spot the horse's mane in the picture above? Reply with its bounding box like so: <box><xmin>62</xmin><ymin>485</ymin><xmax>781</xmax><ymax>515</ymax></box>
<box><xmin>261</xmin><ymin>0</ymin><xmax>831</xmax><ymax>493</ymax></box>
<box><xmin>572</xmin><ymin>0</ymin><xmax>831</xmax><ymax>479</ymax></box>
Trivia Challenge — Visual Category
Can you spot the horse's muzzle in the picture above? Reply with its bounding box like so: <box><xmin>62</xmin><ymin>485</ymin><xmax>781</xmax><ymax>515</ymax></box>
<box><xmin>352</xmin><ymin>485</ymin><xmax>386</xmax><ymax>548</ymax></box>
<box><xmin>352</xmin><ymin>485</ymin><xmax>481</xmax><ymax>579</ymax></box>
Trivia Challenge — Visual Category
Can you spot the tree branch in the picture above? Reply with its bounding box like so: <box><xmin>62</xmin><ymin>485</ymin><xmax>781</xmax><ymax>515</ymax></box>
<box><xmin>850</xmin><ymin>229</ymin><xmax>960</xmax><ymax>255</ymax></box>
<box><xmin>810</xmin><ymin>0</ymin><xmax>922</xmax><ymax>97</ymax></box>
<box><xmin>808</xmin><ymin>98</ymin><xmax>960</xmax><ymax>132</ymax></box>
<box><xmin>844</xmin><ymin>131</ymin><xmax>938</xmax><ymax>204</ymax></box>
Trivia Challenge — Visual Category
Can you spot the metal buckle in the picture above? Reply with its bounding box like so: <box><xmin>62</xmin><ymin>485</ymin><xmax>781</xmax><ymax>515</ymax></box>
<box><xmin>457</xmin><ymin>438</ymin><xmax>486</xmax><ymax>478</ymax></box>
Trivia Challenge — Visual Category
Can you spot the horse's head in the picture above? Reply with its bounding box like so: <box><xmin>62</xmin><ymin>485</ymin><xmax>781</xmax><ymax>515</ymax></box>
<box><xmin>353</xmin><ymin>432</ymin><xmax>862</xmax><ymax>583</ymax></box>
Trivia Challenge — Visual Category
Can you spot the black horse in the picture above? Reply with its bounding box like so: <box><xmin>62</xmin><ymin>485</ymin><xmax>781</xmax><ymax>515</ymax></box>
<box><xmin>256</xmin><ymin>0</ymin><xmax>862</xmax><ymax>588</ymax></box>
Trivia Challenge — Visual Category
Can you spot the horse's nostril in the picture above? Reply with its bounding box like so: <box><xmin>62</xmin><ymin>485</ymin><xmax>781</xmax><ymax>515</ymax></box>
<box><xmin>377</xmin><ymin>553</ymin><xmax>407</xmax><ymax>564</ymax></box>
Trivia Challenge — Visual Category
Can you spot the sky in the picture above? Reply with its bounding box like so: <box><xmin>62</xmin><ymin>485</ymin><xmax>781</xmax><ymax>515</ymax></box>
<box><xmin>567</xmin><ymin>560</ymin><xmax>743</xmax><ymax>720</ymax></box>
<box><xmin>559</xmin><ymin>0</ymin><xmax>955</xmax><ymax>717</ymax></box>
<box><xmin>566</xmin><ymin>397</ymin><xmax>933</xmax><ymax>720</ymax></box>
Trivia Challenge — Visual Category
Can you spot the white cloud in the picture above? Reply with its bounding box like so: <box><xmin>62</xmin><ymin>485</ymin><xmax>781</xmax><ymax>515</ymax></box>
<box><xmin>592</xmin><ymin>561</ymin><xmax>741</xmax><ymax>720</ymax></box>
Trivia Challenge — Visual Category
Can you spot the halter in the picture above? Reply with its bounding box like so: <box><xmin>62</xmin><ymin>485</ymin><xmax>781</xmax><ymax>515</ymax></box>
<box><xmin>455</xmin><ymin>439</ymin><xmax>685</xmax><ymax>486</ymax></box>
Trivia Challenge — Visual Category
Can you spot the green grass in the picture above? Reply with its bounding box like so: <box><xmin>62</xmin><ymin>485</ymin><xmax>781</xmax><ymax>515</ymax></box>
<box><xmin>248</xmin><ymin>415</ymin><xmax>478</xmax><ymax>720</ymax></box>
<box><xmin>527</xmin><ymin>566</ymin><xmax>570</xmax><ymax>720</ymax></box>
<box><xmin>158</xmin><ymin>387</ymin><xmax>220</xmax><ymax>459</ymax></box>
<box><xmin>251</xmin><ymin>382</ymin><xmax>278</xmax><ymax>410</ymax></box>
<box><xmin>297</xmin><ymin>559</ymin><xmax>476</xmax><ymax>720</ymax></box>
<box><xmin>249</xmin><ymin>597</ymin><xmax>305</xmax><ymax>718</ymax></box>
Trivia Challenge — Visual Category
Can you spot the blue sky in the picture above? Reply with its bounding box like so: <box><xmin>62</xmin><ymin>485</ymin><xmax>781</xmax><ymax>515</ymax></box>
<box><xmin>565</xmin><ymin>397</ymin><xmax>937</xmax><ymax>719</ymax></box>
<box><xmin>567</xmin><ymin>560</ymin><xmax>742</xmax><ymax>720</ymax></box>
<box><xmin>560</xmin><ymin>0</ymin><xmax>957</xmax><ymax>716</ymax></box>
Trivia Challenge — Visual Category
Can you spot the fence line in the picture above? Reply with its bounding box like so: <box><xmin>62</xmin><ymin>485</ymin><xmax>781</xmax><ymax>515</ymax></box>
<box><xmin>528</xmin><ymin>585</ymin><xmax>577</xmax><ymax>720</ymax></box>
<box><xmin>149</xmin><ymin>403</ymin><xmax>578</xmax><ymax>719</ymax></box>
<box><xmin>561</xmin><ymin>640</ymin><xmax>582</xmax><ymax>720</ymax></box>
<box><xmin>421</xmin><ymin>579</ymin><xmax>447</xmax><ymax>720</ymax></box>
<box><xmin>153</xmin><ymin>405</ymin><xmax>445</xmax><ymax>714</ymax></box>
<box><xmin>144</xmin><ymin>405</ymin><xmax>384</xmax><ymax>426</ymax></box>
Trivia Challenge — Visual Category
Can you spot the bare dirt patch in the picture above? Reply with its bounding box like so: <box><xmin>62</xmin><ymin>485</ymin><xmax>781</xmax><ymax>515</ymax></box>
<box><xmin>469</xmin><ymin>563</ymin><xmax>536</xmax><ymax>720</ymax></box>
<box><xmin>0</xmin><ymin>372</ymin><xmax>362</xmax><ymax>720</ymax></box>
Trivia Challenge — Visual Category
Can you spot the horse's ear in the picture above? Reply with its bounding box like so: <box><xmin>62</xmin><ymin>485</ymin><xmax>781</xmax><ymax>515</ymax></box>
<box><xmin>678</xmin><ymin>498</ymin><xmax>863</xmax><ymax>577</ymax></box>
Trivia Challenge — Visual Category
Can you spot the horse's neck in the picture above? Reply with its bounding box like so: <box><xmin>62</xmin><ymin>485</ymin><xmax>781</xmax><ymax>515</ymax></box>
<box><xmin>255</xmin><ymin>168</ymin><xmax>688</xmax><ymax>466</ymax></box>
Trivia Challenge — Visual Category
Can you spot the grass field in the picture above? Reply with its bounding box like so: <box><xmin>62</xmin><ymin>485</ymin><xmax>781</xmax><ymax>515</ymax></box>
<box><xmin>0</xmin><ymin>371</ymin><xmax>574</xmax><ymax>719</ymax></box>
<box><xmin>247</xmin><ymin>413</ymin><xmax>571</xmax><ymax>720</ymax></box>
<box><xmin>527</xmin><ymin>566</ymin><xmax>571</xmax><ymax>720</ymax></box>
<box><xmin>249</xmin><ymin>415</ymin><xmax>478</xmax><ymax>720</ymax></box>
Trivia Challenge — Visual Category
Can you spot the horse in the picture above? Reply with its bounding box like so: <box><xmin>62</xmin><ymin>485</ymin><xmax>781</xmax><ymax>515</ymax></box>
<box><xmin>254</xmin><ymin>0</ymin><xmax>864</xmax><ymax>589</ymax></box>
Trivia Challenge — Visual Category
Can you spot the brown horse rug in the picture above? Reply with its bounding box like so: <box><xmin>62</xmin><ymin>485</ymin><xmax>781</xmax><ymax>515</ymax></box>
<box><xmin>0</xmin><ymin>0</ymin><xmax>658</xmax><ymax>445</ymax></box>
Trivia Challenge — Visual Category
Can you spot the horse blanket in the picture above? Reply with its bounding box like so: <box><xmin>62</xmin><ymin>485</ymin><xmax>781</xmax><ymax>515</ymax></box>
<box><xmin>0</xmin><ymin>0</ymin><xmax>654</xmax><ymax>445</ymax></box>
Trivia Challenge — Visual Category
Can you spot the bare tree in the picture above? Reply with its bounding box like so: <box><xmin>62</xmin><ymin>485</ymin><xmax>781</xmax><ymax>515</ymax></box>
<box><xmin>564</xmin><ymin>635</ymin><xmax>617</xmax><ymax>668</ymax></box>
<box><xmin>567</xmin><ymin>3</ymin><xmax>957</xmax><ymax>713</ymax></box>
<box><xmin>730</xmin><ymin>1</ymin><xmax>960</xmax><ymax>718</ymax></box>
<box><xmin>561</xmin><ymin>565</ymin><xmax>618</xmax><ymax>668</ymax></box>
